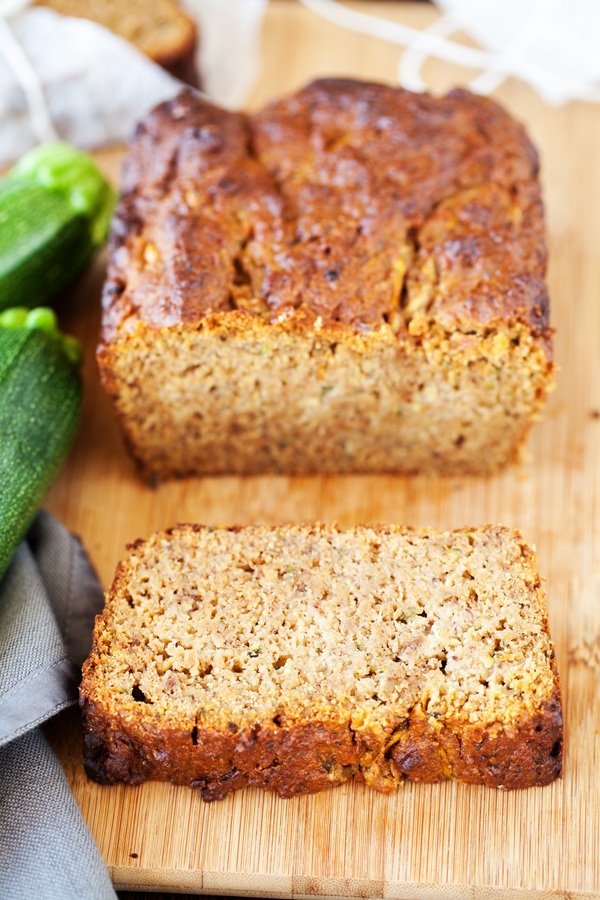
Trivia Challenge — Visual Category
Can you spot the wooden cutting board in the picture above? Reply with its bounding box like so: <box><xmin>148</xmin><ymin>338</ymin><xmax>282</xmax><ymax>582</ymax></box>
<box><xmin>43</xmin><ymin>2</ymin><xmax>600</xmax><ymax>896</ymax></box>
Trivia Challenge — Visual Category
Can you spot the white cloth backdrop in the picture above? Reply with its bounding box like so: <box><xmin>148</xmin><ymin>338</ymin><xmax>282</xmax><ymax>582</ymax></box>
<box><xmin>0</xmin><ymin>1</ymin><xmax>599</xmax><ymax>168</ymax></box>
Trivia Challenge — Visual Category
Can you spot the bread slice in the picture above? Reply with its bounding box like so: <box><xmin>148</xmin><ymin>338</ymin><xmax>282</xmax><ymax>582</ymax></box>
<box><xmin>80</xmin><ymin>524</ymin><xmax>562</xmax><ymax>800</ymax></box>
<box><xmin>36</xmin><ymin>0</ymin><xmax>199</xmax><ymax>86</ymax></box>
<box><xmin>98</xmin><ymin>80</ymin><xmax>554</xmax><ymax>481</ymax></box>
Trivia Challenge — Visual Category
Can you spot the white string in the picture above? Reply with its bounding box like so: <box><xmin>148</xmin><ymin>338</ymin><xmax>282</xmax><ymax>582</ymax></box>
<box><xmin>396</xmin><ymin>3</ymin><xmax>529</xmax><ymax>99</ymax></box>
<box><xmin>467</xmin><ymin>63</ymin><xmax>508</xmax><ymax>98</ymax></box>
<box><xmin>298</xmin><ymin>0</ymin><xmax>600</xmax><ymax>105</ymax></box>
<box><xmin>467</xmin><ymin>0</ymin><xmax>547</xmax><ymax>96</ymax></box>
<box><xmin>299</xmin><ymin>0</ymin><xmax>498</xmax><ymax>69</ymax></box>
<box><xmin>398</xmin><ymin>12</ymin><xmax>461</xmax><ymax>94</ymax></box>
<box><xmin>0</xmin><ymin>0</ymin><xmax>58</xmax><ymax>144</ymax></box>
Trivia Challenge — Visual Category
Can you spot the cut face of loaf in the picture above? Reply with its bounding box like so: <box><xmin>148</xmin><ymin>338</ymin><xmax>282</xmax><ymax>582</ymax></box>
<box><xmin>98</xmin><ymin>80</ymin><xmax>554</xmax><ymax>481</ymax></box>
<box><xmin>80</xmin><ymin>524</ymin><xmax>563</xmax><ymax>800</ymax></box>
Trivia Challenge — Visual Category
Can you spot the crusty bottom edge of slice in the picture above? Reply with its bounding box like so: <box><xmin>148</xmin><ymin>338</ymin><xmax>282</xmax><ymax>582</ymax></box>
<box><xmin>81</xmin><ymin>689</ymin><xmax>562</xmax><ymax>800</ymax></box>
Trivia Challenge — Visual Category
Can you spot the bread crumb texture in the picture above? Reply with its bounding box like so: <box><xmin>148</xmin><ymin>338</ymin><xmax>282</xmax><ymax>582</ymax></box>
<box><xmin>81</xmin><ymin>524</ymin><xmax>563</xmax><ymax>799</ymax></box>
<box><xmin>98</xmin><ymin>80</ymin><xmax>555</xmax><ymax>481</ymax></box>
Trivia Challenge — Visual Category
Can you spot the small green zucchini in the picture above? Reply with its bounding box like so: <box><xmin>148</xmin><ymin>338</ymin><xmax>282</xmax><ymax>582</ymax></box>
<box><xmin>0</xmin><ymin>306</ymin><xmax>81</xmax><ymax>580</ymax></box>
<box><xmin>0</xmin><ymin>142</ymin><xmax>115</xmax><ymax>312</ymax></box>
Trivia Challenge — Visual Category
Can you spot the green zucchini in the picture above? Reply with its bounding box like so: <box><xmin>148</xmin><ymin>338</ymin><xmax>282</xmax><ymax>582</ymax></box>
<box><xmin>0</xmin><ymin>142</ymin><xmax>115</xmax><ymax>312</ymax></box>
<box><xmin>0</xmin><ymin>311</ymin><xmax>81</xmax><ymax>581</ymax></box>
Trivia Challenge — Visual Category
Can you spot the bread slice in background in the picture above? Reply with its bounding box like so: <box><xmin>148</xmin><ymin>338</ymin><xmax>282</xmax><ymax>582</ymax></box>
<box><xmin>81</xmin><ymin>523</ymin><xmax>563</xmax><ymax>800</ymax></box>
<box><xmin>36</xmin><ymin>0</ymin><xmax>199</xmax><ymax>86</ymax></box>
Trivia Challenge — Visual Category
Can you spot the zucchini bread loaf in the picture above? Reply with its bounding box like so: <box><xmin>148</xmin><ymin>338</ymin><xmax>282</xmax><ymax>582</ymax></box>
<box><xmin>99</xmin><ymin>80</ymin><xmax>554</xmax><ymax>480</ymax></box>
<box><xmin>81</xmin><ymin>524</ymin><xmax>563</xmax><ymax>800</ymax></box>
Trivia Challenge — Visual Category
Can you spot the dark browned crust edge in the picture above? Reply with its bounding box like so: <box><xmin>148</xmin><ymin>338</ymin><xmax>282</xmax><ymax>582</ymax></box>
<box><xmin>80</xmin><ymin>684</ymin><xmax>562</xmax><ymax>800</ymax></box>
<box><xmin>81</xmin><ymin>697</ymin><xmax>360</xmax><ymax>801</ymax></box>
<box><xmin>390</xmin><ymin>682</ymin><xmax>562</xmax><ymax>790</ymax></box>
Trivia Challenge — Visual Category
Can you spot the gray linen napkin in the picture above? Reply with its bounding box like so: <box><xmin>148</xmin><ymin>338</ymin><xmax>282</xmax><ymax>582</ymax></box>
<box><xmin>0</xmin><ymin>510</ymin><xmax>117</xmax><ymax>900</ymax></box>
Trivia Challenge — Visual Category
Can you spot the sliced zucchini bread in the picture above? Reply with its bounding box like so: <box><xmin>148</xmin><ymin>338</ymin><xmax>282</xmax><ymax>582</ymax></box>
<box><xmin>81</xmin><ymin>523</ymin><xmax>562</xmax><ymax>800</ymax></box>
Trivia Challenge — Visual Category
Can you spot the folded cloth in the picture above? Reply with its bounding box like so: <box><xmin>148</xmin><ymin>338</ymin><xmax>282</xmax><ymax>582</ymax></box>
<box><xmin>0</xmin><ymin>510</ymin><xmax>116</xmax><ymax>900</ymax></box>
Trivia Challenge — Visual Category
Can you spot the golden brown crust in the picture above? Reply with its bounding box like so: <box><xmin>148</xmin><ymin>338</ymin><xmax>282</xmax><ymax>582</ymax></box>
<box><xmin>81</xmin><ymin>523</ymin><xmax>563</xmax><ymax>799</ymax></box>
<box><xmin>100</xmin><ymin>80</ymin><xmax>550</xmax><ymax>348</ymax></box>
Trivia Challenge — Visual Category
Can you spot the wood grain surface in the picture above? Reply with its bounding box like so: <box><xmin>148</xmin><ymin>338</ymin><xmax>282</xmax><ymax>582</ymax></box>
<box><xmin>43</xmin><ymin>1</ymin><xmax>600</xmax><ymax>896</ymax></box>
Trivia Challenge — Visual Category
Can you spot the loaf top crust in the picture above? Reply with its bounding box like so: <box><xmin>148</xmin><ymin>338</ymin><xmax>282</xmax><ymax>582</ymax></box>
<box><xmin>101</xmin><ymin>80</ymin><xmax>550</xmax><ymax>349</ymax></box>
<box><xmin>81</xmin><ymin>524</ymin><xmax>561</xmax><ymax>745</ymax></box>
